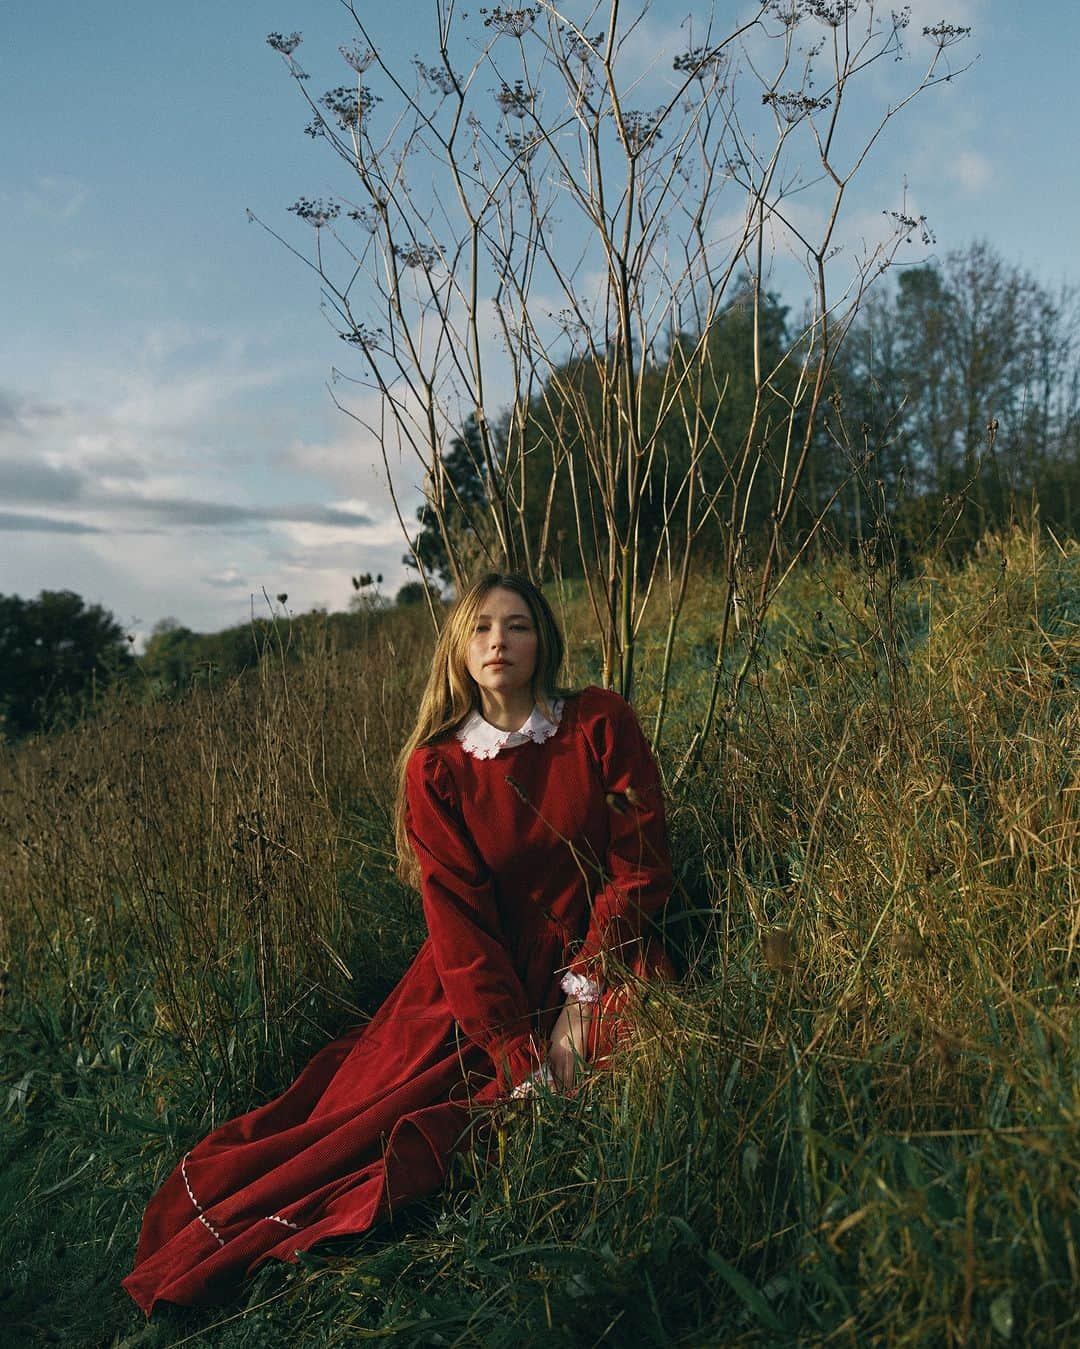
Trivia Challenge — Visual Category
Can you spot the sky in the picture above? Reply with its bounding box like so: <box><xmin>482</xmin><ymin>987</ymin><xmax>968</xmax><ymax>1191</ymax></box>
<box><xmin>2</xmin><ymin>0</ymin><xmax>1077</xmax><ymax>641</ymax></box>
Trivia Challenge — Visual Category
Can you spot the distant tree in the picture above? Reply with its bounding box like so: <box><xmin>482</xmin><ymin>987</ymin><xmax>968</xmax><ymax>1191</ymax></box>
<box><xmin>409</xmin><ymin>291</ymin><xmax>794</xmax><ymax>588</ymax></box>
<box><xmin>140</xmin><ymin>618</ymin><xmax>200</xmax><ymax>691</ymax></box>
<box><xmin>824</xmin><ymin>240</ymin><xmax>1080</xmax><ymax>546</ymax></box>
<box><xmin>141</xmin><ymin>615</ymin><xmax>313</xmax><ymax>689</ymax></box>
<box><xmin>395</xmin><ymin>580</ymin><xmax>441</xmax><ymax>607</ymax></box>
<box><xmin>407</xmin><ymin>415</ymin><xmax>493</xmax><ymax>588</ymax></box>
<box><xmin>0</xmin><ymin>589</ymin><xmax>134</xmax><ymax>738</ymax></box>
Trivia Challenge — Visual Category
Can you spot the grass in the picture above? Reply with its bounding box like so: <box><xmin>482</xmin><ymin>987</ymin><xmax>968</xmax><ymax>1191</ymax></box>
<box><xmin>1</xmin><ymin>527</ymin><xmax>1077</xmax><ymax>1346</ymax></box>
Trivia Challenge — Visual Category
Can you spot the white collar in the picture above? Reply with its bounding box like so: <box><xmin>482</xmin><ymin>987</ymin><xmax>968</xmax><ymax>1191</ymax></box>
<box><xmin>456</xmin><ymin>698</ymin><xmax>565</xmax><ymax>760</ymax></box>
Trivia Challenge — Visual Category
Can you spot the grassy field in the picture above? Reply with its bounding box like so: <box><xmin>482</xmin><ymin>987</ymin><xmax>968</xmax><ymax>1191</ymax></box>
<box><xmin>1</xmin><ymin>528</ymin><xmax>1077</xmax><ymax>1346</ymax></box>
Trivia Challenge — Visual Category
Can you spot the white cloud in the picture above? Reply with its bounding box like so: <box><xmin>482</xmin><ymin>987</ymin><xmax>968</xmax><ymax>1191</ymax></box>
<box><xmin>0</xmin><ymin>323</ymin><xmax>416</xmax><ymax>633</ymax></box>
<box><xmin>201</xmin><ymin>565</ymin><xmax>247</xmax><ymax>590</ymax></box>
<box><xmin>276</xmin><ymin>397</ymin><xmax>393</xmax><ymax>492</ymax></box>
<box><xmin>953</xmin><ymin>149</ymin><xmax>992</xmax><ymax>193</ymax></box>
<box><xmin>6</xmin><ymin>174</ymin><xmax>89</xmax><ymax>221</ymax></box>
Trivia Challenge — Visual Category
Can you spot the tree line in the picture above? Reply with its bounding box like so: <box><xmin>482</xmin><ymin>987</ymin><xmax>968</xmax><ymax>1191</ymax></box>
<box><xmin>410</xmin><ymin>240</ymin><xmax>1080</xmax><ymax>584</ymax></box>
<box><xmin>5</xmin><ymin>243</ymin><xmax>1077</xmax><ymax>741</ymax></box>
<box><xmin>0</xmin><ymin>590</ymin><xmax>424</xmax><ymax>742</ymax></box>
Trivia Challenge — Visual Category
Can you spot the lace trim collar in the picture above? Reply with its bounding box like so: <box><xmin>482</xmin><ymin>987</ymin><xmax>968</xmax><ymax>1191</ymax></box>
<box><xmin>456</xmin><ymin>698</ymin><xmax>565</xmax><ymax>760</ymax></box>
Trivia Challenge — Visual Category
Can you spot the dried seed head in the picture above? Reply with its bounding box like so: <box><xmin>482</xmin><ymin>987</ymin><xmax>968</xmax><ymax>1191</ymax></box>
<box><xmin>339</xmin><ymin>42</ymin><xmax>375</xmax><ymax>74</ymax></box>
<box><xmin>267</xmin><ymin>31</ymin><xmax>303</xmax><ymax>57</ymax></box>
<box><xmin>480</xmin><ymin>6</ymin><xmax>539</xmax><ymax>36</ymax></box>
<box><xmin>494</xmin><ymin>79</ymin><xmax>534</xmax><ymax>118</ymax></box>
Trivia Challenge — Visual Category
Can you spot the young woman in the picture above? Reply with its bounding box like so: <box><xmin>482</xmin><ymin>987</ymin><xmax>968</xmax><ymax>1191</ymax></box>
<box><xmin>123</xmin><ymin>572</ymin><xmax>674</xmax><ymax>1314</ymax></box>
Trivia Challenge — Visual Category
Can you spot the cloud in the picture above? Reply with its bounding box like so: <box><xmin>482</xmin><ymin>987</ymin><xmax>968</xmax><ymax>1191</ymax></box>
<box><xmin>0</xmin><ymin>456</ymin><xmax>86</xmax><ymax>504</ymax></box>
<box><xmin>0</xmin><ymin>387</ymin><xmax>66</xmax><ymax>432</ymax></box>
<box><xmin>0</xmin><ymin>480</ymin><xmax>374</xmax><ymax>533</ymax></box>
<box><xmin>0</xmin><ymin>313</ymin><xmax>385</xmax><ymax>541</ymax></box>
<box><xmin>201</xmin><ymin>566</ymin><xmax>248</xmax><ymax>590</ymax></box>
<box><xmin>0</xmin><ymin>403</ymin><xmax>376</xmax><ymax>531</ymax></box>
<box><xmin>94</xmin><ymin>495</ymin><xmax>374</xmax><ymax>530</ymax></box>
<box><xmin>0</xmin><ymin>511</ymin><xmax>103</xmax><ymax>534</ymax></box>
<box><xmin>275</xmin><ymin>430</ymin><xmax>386</xmax><ymax>496</ymax></box>
<box><xmin>110</xmin><ymin>363</ymin><xmax>288</xmax><ymax>436</ymax></box>
<box><xmin>0</xmin><ymin>312</ymin><xmax>418</xmax><ymax>633</ymax></box>
<box><xmin>953</xmin><ymin>149</ymin><xmax>992</xmax><ymax>193</ymax></box>
<box><xmin>274</xmin><ymin>392</ymin><xmax>424</xmax><ymax>510</ymax></box>
<box><xmin>7</xmin><ymin>174</ymin><xmax>89</xmax><ymax>221</ymax></box>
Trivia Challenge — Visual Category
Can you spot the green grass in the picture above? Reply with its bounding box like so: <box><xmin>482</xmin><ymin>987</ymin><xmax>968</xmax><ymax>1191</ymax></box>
<box><xmin>1</xmin><ymin>528</ymin><xmax>1078</xmax><ymax>1345</ymax></box>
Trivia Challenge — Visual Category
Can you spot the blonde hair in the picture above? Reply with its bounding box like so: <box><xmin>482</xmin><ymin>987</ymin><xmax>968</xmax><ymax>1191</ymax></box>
<box><xmin>393</xmin><ymin>572</ymin><xmax>571</xmax><ymax>887</ymax></box>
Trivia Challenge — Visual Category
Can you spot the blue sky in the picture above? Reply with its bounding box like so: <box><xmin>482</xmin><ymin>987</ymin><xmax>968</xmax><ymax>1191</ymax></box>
<box><xmin>2</xmin><ymin>0</ymin><xmax>1077</xmax><ymax>639</ymax></box>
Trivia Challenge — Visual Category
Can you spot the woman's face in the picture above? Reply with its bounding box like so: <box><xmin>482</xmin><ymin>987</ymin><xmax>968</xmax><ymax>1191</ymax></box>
<box><xmin>464</xmin><ymin>586</ymin><xmax>539</xmax><ymax>703</ymax></box>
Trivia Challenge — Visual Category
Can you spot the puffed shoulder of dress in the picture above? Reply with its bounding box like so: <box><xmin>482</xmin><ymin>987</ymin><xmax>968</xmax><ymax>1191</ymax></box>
<box><xmin>571</xmin><ymin>685</ymin><xmax>639</xmax><ymax>731</ymax></box>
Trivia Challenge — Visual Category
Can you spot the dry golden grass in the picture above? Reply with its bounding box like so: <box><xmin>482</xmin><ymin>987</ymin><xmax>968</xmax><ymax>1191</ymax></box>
<box><xmin>0</xmin><ymin>528</ymin><xmax>1076</xmax><ymax>1344</ymax></box>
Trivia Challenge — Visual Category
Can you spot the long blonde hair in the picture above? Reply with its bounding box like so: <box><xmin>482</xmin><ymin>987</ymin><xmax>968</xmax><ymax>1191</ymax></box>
<box><xmin>393</xmin><ymin>571</ymin><xmax>571</xmax><ymax>887</ymax></box>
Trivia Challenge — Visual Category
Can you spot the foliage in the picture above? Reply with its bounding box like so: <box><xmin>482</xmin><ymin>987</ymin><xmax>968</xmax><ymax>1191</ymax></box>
<box><xmin>1</xmin><ymin>529</ymin><xmax>1077</xmax><ymax>1346</ymax></box>
<box><xmin>414</xmin><ymin>288</ymin><xmax>798</xmax><ymax>580</ymax></box>
<box><xmin>139</xmin><ymin>603</ymin><xmax>430</xmax><ymax>697</ymax></box>
<box><xmin>394</xmin><ymin>580</ymin><xmax>441</xmax><ymax>608</ymax></box>
<box><xmin>407</xmin><ymin>415</ymin><xmax>493</xmax><ymax>587</ymax></box>
<box><xmin>0</xmin><ymin>589</ymin><xmax>134</xmax><ymax>739</ymax></box>
<box><xmin>822</xmin><ymin>240</ymin><xmax>1080</xmax><ymax>550</ymax></box>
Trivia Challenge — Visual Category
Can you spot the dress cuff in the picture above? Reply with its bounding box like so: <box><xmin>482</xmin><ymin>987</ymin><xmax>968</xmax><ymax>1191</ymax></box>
<box><xmin>510</xmin><ymin>1063</ymin><xmax>558</xmax><ymax>1098</ymax></box>
<box><xmin>560</xmin><ymin>970</ymin><xmax>603</xmax><ymax>1004</ymax></box>
<box><xmin>489</xmin><ymin>1033</ymin><xmax>543</xmax><ymax>1091</ymax></box>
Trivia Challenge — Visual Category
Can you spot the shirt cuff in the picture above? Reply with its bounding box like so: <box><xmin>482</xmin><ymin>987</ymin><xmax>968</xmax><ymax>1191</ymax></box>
<box><xmin>560</xmin><ymin>970</ymin><xmax>603</xmax><ymax>1004</ymax></box>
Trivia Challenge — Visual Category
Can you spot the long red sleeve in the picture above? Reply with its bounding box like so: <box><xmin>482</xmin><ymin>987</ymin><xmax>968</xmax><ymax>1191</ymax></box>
<box><xmin>405</xmin><ymin>746</ymin><xmax>540</xmax><ymax>1089</ymax></box>
<box><xmin>566</xmin><ymin>692</ymin><xmax>673</xmax><ymax>982</ymax></box>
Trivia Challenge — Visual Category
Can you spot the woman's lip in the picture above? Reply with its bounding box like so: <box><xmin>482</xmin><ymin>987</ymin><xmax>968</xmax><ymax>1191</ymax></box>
<box><xmin>485</xmin><ymin>660</ymin><xmax>510</xmax><ymax>668</ymax></box>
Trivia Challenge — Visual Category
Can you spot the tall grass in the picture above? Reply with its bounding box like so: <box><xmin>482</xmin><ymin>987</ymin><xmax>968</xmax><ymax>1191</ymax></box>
<box><xmin>0</xmin><ymin>529</ymin><xmax>1076</xmax><ymax>1345</ymax></box>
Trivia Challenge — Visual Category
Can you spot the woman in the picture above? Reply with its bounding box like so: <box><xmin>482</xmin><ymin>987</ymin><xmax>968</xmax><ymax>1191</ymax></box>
<box><xmin>123</xmin><ymin>572</ymin><xmax>674</xmax><ymax>1314</ymax></box>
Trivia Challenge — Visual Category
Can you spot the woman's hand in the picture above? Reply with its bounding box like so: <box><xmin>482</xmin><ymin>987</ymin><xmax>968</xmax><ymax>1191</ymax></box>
<box><xmin>547</xmin><ymin>996</ymin><xmax>595</xmax><ymax>1091</ymax></box>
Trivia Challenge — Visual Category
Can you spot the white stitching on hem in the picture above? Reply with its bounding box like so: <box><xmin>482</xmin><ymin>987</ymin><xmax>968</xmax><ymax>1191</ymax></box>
<box><xmin>180</xmin><ymin>1152</ymin><xmax>303</xmax><ymax>1243</ymax></box>
<box><xmin>180</xmin><ymin>1151</ymin><xmax>225</xmax><ymax>1248</ymax></box>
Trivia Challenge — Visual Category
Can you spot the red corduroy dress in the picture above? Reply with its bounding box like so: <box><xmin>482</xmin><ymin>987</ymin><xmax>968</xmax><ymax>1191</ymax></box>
<box><xmin>123</xmin><ymin>686</ymin><xmax>674</xmax><ymax>1314</ymax></box>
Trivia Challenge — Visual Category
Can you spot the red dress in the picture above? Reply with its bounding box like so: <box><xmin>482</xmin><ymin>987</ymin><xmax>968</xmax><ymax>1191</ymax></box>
<box><xmin>123</xmin><ymin>686</ymin><xmax>673</xmax><ymax>1314</ymax></box>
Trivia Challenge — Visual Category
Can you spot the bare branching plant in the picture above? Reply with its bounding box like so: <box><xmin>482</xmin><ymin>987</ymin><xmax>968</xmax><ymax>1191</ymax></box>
<box><xmin>256</xmin><ymin>0</ymin><xmax>970</xmax><ymax>757</ymax></box>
